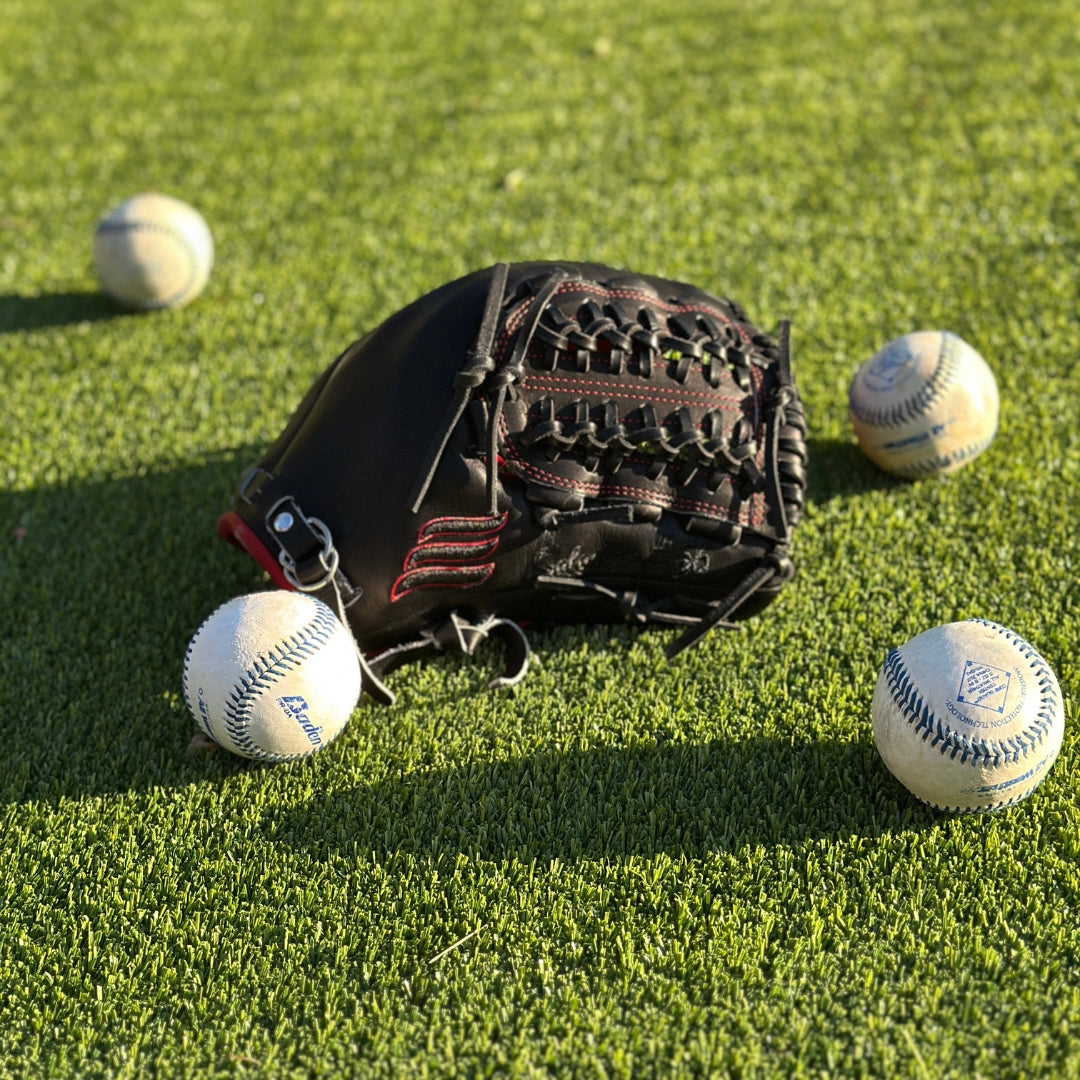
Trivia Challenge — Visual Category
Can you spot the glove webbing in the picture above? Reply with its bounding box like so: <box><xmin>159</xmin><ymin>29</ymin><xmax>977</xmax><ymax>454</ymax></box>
<box><xmin>483</xmin><ymin>269</ymin><xmax>568</xmax><ymax>513</ymax></box>
<box><xmin>408</xmin><ymin>264</ymin><xmax>569</xmax><ymax>516</ymax></box>
<box><xmin>408</xmin><ymin>262</ymin><xmax>510</xmax><ymax>513</ymax></box>
<box><xmin>534</xmin><ymin>301</ymin><xmax>756</xmax><ymax>389</ymax></box>
<box><xmin>520</xmin><ymin>398</ymin><xmax>761</xmax><ymax>489</ymax></box>
<box><xmin>531</xmin><ymin>319</ymin><xmax>796</xmax><ymax>659</ymax></box>
<box><xmin>411</xmin><ymin>278</ymin><xmax>797</xmax><ymax>662</ymax></box>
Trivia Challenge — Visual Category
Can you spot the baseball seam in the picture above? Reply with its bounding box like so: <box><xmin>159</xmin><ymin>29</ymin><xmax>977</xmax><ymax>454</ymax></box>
<box><xmin>880</xmin><ymin>431</ymin><xmax>997</xmax><ymax>479</ymax></box>
<box><xmin>220</xmin><ymin>602</ymin><xmax>341</xmax><ymax>762</ymax></box>
<box><xmin>916</xmin><ymin>786</ymin><xmax>1044</xmax><ymax>815</ymax></box>
<box><xmin>881</xmin><ymin>620</ymin><xmax>1059</xmax><ymax>779</ymax></box>
<box><xmin>95</xmin><ymin>220</ymin><xmax>201</xmax><ymax>308</ymax></box>
<box><xmin>182</xmin><ymin>633</ymin><xmax>218</xmax><ymax>744</ymax></box>
<box><xmin>849</xmin><ymin>332</ymin><xmax>962</xmax><ymax>428</ymax></box>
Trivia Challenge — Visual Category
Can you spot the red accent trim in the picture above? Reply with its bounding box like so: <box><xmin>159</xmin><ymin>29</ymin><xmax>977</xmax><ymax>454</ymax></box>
<box><xmin>217</xmin><ymin>511</ymin><xmax>294</xmax><ymax>591</ymax></box>
<box><xmin>404</xmin><ymin>536</ymin><xmax>500</xmax><ymax>572</ymax></box>
<box><xmin>416</xmin><ymin>510</ymin><xmax>508</xmax><ymax>543</ymax></box>
<box><xmin>390</xmin><ymin>563</ymin><xmax>495</xmax><ymax>604</ymax></box>
<box><xmin>390</xmin><ymin>511</ymin><xmax>508</xmax><ymax>604</ymax></box>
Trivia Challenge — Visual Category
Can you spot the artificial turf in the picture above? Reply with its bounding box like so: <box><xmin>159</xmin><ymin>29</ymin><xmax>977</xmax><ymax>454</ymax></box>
<box><xmin>2</xmin><ymin>0</ymin><xmax>1079</xmax><ymax>1076</ymax></box>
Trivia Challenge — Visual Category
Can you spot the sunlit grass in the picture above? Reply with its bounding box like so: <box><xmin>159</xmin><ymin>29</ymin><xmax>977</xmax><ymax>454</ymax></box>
<box><xmin>1</xmin><ymin>0</ymin><xmax>1079</xmax><ymax>1076</ymax></box>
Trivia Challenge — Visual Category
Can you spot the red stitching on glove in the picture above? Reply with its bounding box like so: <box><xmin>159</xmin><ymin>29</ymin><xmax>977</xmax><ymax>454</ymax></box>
<box><xmin>550</xmin><ymin>282</ymin><xmax>751</xmax><ymax>342</ymax></box>
<box><xmin>403</xmin><ymin>536</ymin><xmax>500</xmax><ymax>571</ymax></box>
<box><xmin>391</xmin><ymin>511</ymin><xmax>508</xmax><ymax>603</ymax></box>
<box><xmin>416</xmin><ymin>511</ymin><xmax>508</xmax><ymax>543</ymax></box>
<box><xmin>495</xmin><ymin>282</ymin><xmax>752</xmax><ymax>365</ymax></box>
<box><xmin>502</xmin><ymin>449</ymin><xmax>766</xmax><ymax>526</ymax></box>
<box><xmin>390</xmin><ymin>563</ymin><xmax>495</xmax><ymax>603</ymax></box>
<box><xmin>521</xmin><ymin>373</ymin><xmax>746</xmax><ymax>409</ymax></box>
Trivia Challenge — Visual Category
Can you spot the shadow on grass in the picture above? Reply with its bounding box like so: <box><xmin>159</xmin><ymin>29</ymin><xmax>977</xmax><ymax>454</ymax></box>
<box><xmin>0</xmin><ymin>440</ymin><xmax>907</xmax><ymax>832</ymax></box>
<box><xmin>0</xmin><ymin>449</ymin><xmax>267</xmax><ymax>804</ymax></box>
<box><xmin>804</xmin><ymin>436</ymin><xmax>899</xmax><ymax>504</ymax></box>
<box><xmin>262</xmin><ymin>736</ymin><xmax>933</xmax><ymax>862</ymax></box>
<box><xmin>0</xmin><ymin>290</ymin><xmax>126</xmax><ymax>332</ymax></box>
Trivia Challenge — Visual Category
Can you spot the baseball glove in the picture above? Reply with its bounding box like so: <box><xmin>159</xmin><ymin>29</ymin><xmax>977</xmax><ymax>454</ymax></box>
<box><xmin>219</xmin><ymin>261</ymin><xmax>808</xmax><ymax>704</ymax></box>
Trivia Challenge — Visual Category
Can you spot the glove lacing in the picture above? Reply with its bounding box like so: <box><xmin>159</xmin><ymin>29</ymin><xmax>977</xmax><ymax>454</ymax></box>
<box><xmin>408</xmin><ymin>265</ymin><xmax>801</xmax><ymax>662</ymax></box>
<box><xmin>409</xmin><ymin>263</ymin><xmax>570</xmax><ymax>517</ymax></box>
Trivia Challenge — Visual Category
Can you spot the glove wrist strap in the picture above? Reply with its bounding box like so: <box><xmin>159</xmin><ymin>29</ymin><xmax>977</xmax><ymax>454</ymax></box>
<box><xmin>221</xmin><ymin>479</ymin><xmax>396</xmax><ymax>706</ymax></box>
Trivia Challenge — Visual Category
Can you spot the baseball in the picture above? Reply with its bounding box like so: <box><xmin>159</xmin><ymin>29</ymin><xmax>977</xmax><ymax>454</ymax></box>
<box><xmin>183</xmin><ymin>591</ymin><xmax>362</xmax><ymax>763</ymax></box>
<box><xmin>849</xmin><ymin>330</ymin><xmax>999</xmax><ymax>479</ymax></box>
<box><xmin>872</xmin><ymin>619</ymin><xmax>1065</xmax><ymax>812</ymax></box>
<box><xmin>93</xmin><ymin>193</ymin><xmax>214</xmax><ymax>310</ymax></box>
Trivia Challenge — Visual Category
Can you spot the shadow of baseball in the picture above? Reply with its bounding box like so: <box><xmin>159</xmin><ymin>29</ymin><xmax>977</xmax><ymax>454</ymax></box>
<box><xmin>261</xmin><ymin>735</ymin><xmax>934</xmax><ymax>863</ymax></box>
<box><xmin>803</xmin><ymin>436</ymin><xmax>902</xmax><ymax>505</ymax></box>
<box><xmin>0</xmin><ymin>290</ymin><xmax>129</xmax><ymax>333</ymax></box>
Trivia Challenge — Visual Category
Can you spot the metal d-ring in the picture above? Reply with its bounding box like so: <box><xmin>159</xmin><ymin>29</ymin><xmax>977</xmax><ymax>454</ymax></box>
<box><xmin>277</xmin><ymin>514</ymin><xmax>341</xmax><ymax>592</ymax></box>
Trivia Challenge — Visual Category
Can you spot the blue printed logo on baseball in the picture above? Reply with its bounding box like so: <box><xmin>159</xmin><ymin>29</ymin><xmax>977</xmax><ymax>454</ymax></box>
<box><xmin>277</xmin><ymin>695</ymin><xmax>324</xmax><ymax>748</ymax></box>
<box><xmin>956</xmin><ymin>660</ymin><xmax>1012</xmax><ymax>714</ymax></box>
<box><xmin>863</xmin><ymin>338</ymin><xmax>920</xmax><ymax>392</ymax></box>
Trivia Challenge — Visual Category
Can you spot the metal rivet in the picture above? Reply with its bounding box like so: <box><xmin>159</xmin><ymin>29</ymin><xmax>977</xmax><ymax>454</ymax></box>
<box><xmin>272</xmin><ymin>511</ymin><xmax>294</xmax><ymax>533</ymax></box>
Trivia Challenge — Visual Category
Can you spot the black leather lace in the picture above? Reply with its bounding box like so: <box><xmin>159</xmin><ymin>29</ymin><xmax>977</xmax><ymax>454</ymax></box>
<box><xmin>409</xmin><ymin>264</ymin><xmax>777</xmax><ymax>513</ymax></box>
<box><xmin>405</xmin><ymin>264</ymin><xmax>804</xmax><ymax>659</ymax></box>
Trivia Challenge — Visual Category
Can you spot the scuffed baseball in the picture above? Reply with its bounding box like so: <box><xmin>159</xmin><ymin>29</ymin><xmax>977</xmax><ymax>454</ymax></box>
<box><xmin>183</xmin><ymin>591</ymin><xmax>361</xmax><ymax>763</ymax></box>
<box><xmin>93</xmin><ymin>193</ymin><xmax>214</xmax><ymax>310</ymax></box>
<box><xmin>849</xmin><ymin>330</ymin><xmax>999</xmax><ymax>479</ymax></box>
<box><xmin>872</xmin><ymin>619</ymin><xmax>1064</xmax><ymax>812</ymax></box>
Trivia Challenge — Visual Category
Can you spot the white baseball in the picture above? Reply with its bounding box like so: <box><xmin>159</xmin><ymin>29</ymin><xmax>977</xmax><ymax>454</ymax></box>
<box><xmin>93</xmin><ymin>193</ymin><xmax>214</xmax><ymax>310</ymax></box>
<box><xmin>849</xmin><ymin>330</ymin><xmax>999</xmax><ymax>478</ymax></box>
<box><xmin>872</xmin><ymin>619</ymin><xmax>1065</xmax><ymax>812</ymax></box>
<box><xmin>183</xmin><ymin>592</ymin><xmax>361</xmax><ymax>763</ymax></box>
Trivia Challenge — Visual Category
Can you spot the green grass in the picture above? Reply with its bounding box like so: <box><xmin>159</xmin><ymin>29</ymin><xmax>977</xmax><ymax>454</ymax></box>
<box><xmin>2</xmin><ymin>0</ymin><xmax>1080</xmax><ymax>1076</ymax></box>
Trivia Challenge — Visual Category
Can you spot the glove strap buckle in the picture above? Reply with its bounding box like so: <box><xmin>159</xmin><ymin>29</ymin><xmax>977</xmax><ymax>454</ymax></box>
<box><xmin>268</xmin><ymin>501</ymin><xmax>340</xmax><ymax>593</ymax></box>
<box><xmin>261</xmin><ymin>495</ymin><xmax>401</xmax><ymax>706</ymax></box>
